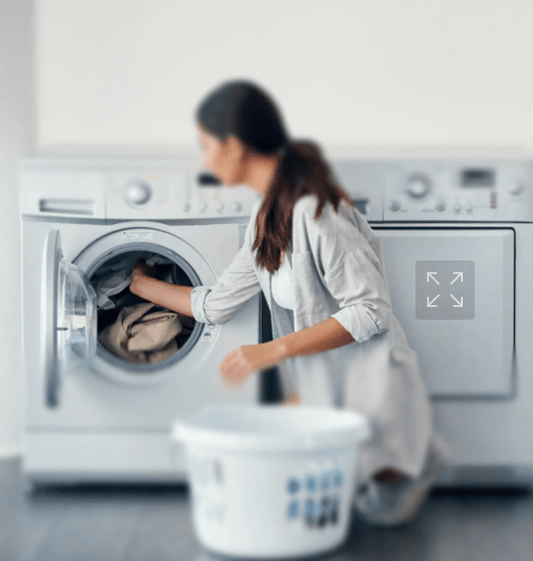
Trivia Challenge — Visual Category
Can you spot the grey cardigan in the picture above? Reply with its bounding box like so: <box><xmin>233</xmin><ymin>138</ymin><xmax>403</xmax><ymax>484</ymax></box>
<box><xmin>191</xmin><ymin>194</ymin><xmax>438</xmax><ymax>483</ymax></box>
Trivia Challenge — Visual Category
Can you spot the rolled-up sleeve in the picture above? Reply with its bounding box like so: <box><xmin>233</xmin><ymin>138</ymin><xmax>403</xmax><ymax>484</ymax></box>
<box><xmin>303</xmin><ymin>201</ymin><xmax>393</xmax><ymax>343</ymax></box>
<box><xmin>190</xmin><ymin>217</ymin><xmax>262</xmax><ymax>324</ymax></box>
<box><xmin>325</xmin><ymin>245</ymin><xmax>392</xmax><ymax>343</ymax></box>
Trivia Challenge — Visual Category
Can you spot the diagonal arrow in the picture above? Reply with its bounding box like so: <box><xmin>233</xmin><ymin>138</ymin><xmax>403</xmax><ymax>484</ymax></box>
<box><xmin>427</xmin><ymin>272</ymin><xmax>440</xmax><ymax>285</ymax></box>
<box><xmin>427</xmin><ymin>294</ymin><xmax>440</xmax><ymax>307</ymax></box>
<box><xmin>450</xmin><ymin>272</ymin><xmax>463</xmax><ymax>285</ymax></box>
<box><xmin>450</xmin><ymin>294</ymin><xmax>463</xmax><ymax>307</ymax></box>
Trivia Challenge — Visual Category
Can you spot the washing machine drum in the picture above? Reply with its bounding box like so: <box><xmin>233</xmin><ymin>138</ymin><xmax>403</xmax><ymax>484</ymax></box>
<box><xmin>89</xmin><ymin>250</ymin><xmax>196</xmax><ymax>365</ymax></box>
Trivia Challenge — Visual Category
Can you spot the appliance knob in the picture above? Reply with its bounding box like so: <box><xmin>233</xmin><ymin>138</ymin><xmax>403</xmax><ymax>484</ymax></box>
<box><xmin>453</xmin><ymin>203</ymin><xmax>461</xmax><ymax>211</ymax></box>
<box><xmin>125</xmin><ymin>180</ymin><xmax>152</xmax><ymax>205</ymax></box>
<box><xmin>389</xmin><ymin>200</ymin><xmax>401</xmax><ymax>212</ymax></box>
<box><xmin>436</xmin><ymin>200</ymin><xmax>446</xmax><ymax>211</ymax></box>
<box><xmin>215</xmin><ymin>202</ymin><xmax>224</xmax><ymax>212</ymax></box>
<box><xmin>507</xmin><ymin>181</ymin><xmax>524</xmax><ymax>195</ymax></box>
<box><xmin>181</xmin><ymin>202</ymin><xmax>191</xmax><ymax>212</ymax></box>
<box><xmin>405</xmin><ymin>174</ymin><xmax>431</xmax><ymax>198</ymax></box>
<box><xmin>199</xmin><ymin>201</ymin><xmax>208</xmax><ymax>211</ymax></box>
<box><xmin>465</xmin><ymin>204</ymin><xmax>473</xmax><ymax>211</ymax></box>
<box><xmin>232</xmin><ymin>202</ymin><xmax>243</xmax><ymax>212</ymax></box>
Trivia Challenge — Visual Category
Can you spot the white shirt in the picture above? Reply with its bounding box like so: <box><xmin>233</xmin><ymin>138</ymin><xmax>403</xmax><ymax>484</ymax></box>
<box><xmin>271</xmin><ymin>252</ymin><xmax>295</xmax><ymax>310</ymax></box>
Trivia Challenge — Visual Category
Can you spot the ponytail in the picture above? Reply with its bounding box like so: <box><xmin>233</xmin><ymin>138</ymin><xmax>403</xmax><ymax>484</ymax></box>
<box><xmin>252</xmin><ymin>139</ymin><xmax>352</xmax><ymax>274</ymax></box>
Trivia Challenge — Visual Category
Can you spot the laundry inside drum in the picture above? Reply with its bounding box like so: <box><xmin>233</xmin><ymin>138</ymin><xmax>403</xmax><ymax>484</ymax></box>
<box><xmin>88</xmin><ymin>250</ymin><xmax>197</xmax><ymax>365</ymax></box>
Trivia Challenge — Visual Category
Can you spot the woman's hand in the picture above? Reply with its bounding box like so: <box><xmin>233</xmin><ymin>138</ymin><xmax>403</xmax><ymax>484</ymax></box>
<box><xmin>132</xmin><ymin>258</ymin><xmax>156</xmax><ymax>283</ymax></box>
<box><xmin>130</xmin><ymin>258</ymin><xmax>157</xmax><ymax>295</ymax></box>
<box><xmin>218</xmin><ymin>342</ymin><xmax>284</xmax><ymax>388</ymax></box>
<box><xmin>282</xmin><ymin>392</ymin><xmax>302</xmax><ymax>406</ymax></box>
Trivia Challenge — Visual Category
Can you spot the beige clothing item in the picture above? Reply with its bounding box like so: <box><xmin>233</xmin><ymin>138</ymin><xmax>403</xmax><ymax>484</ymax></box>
<box><xmin>99</xmin><ymin>302</ymin><xmax>182</xmax><ymax>363</ymax></box>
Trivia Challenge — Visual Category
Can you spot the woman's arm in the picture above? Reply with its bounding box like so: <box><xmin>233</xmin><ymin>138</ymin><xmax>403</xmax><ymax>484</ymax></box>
<box><xmin>277</xmin><ymin>318</ymin><xmax>355</xmax><ymax>406</ymax></box>
<box><xmin>130</xmin><ymin>276</ymin><xmax>195</xmax><ymax>317</ymax></box>
<box><xmin>274</xmin><ymin>317</ymin><xmax>355</xmax><ymax>361</ymax></box>
<box><xmin>129</xmin><ymin>205</ymin><xmax>261</xmax><ymax>324</ymax></box>
<box><xmin>218</xmin><ymin>317</ymin><xmax>354</xmax><ymax>388</ymax></box>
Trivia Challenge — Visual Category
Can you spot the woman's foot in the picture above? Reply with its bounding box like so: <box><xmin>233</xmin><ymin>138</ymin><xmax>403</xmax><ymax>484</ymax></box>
<box><xmin>354</xmin><ymin>436</ymin><xmax>450</xmax><ymax>527</ymax></box>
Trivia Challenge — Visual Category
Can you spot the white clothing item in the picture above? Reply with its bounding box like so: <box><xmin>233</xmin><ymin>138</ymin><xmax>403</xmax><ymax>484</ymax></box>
<box><xmin>271</xmin><ymin>252</ymin><xmax>295</xmax><ymax>310</ymax></box>
<box><xmin>91</xmin><ymin>253</ymin><xmax>175</xmax><ymax>310</ymax></box>
<box><xmin>191</xmin><ymin>194</ymin><xmax>442</xmax><ymax>486</ymax></box>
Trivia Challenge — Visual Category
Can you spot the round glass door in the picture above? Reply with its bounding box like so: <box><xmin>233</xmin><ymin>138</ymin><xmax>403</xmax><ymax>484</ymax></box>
<box><xmin>57</xmin><ymin>260</ymin><xmax>97</xmax><ymax>365</ymax></box>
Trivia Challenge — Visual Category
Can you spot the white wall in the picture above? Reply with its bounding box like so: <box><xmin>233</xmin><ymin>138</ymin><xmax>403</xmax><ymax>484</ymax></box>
<box><xmin>0</xmin><ymin>0</ymin><xmax>34</xmax><ymax>455</ymax></box>
<box><xmin>2</xmin><ymin>0</ymin><xmax>532</xmax><ymax>454</ymax></box>
<box><xmin>35</xmin><ymin>0</ymin><xmax>533</xmax><ymax>148</ymax></box>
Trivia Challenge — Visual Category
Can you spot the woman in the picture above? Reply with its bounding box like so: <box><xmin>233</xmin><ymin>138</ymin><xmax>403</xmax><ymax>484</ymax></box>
<box><xmin>130</xmin><ymin>79</ymin><xmax>450</xmax><ymax>526</ymax></box>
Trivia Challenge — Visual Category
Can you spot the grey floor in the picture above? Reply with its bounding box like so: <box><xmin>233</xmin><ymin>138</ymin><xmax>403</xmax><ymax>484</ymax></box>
<box><xmin>1</xmin><ymin>457</ymin><xmax>532</xmax><ymax>561</ymax></box>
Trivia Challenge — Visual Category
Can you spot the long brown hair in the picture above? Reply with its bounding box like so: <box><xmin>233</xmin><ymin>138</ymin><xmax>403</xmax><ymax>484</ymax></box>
<box><xmin>196</xmin><ymin>80</ymin><xmax>352</xmax><ymax>274</ymax></box>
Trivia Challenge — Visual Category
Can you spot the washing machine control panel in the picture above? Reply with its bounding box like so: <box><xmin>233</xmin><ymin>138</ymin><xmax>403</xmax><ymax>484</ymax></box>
<box><xmin>19</xmin><ymin>154</ymin><xmax>262</xmax><ymax>221</ymax></box>
<box><xmin>106</xmin><ymin>165</ymin><xmax>261</xmax><ymax>220</ymax></box>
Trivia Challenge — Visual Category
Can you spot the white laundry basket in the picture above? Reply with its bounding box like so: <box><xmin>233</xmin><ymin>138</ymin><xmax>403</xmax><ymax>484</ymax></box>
<box><xmin>172</xmin><ymin>403</ymin><xmax>370</xmax><ymax>559</ymax></box>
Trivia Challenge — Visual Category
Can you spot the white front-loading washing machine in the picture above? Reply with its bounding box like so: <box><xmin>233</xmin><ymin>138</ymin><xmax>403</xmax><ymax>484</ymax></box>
<box><xmin>19</xmin><ymin>148</ymin><xmax>263</xmax><ymax>484</ymax></box>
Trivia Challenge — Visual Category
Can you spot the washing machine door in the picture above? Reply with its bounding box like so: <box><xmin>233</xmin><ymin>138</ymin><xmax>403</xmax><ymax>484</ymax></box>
<box><xmin>42</xmin><ymin>229</ymin><xmax>97</xmax><ymax>408</ymax></box>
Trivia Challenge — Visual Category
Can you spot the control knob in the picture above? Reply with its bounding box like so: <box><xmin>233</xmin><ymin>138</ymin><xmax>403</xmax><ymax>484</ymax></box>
<box><xmin>125</xmin><ymin>180</ymin><xmax>152</xmax><ymax>206</ymax></box>
<box><xmin>405</xmin><ymin>174</ymin><xmax>431</xmax><ymax>198</ymax></box>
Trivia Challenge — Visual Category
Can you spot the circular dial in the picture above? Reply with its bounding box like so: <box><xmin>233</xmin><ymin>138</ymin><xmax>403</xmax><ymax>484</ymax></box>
<box><xmin>405</xmin><ymin>174</ymin><xmax>431</xmax><ymax>198</ymax></box>
<box><xmin>125</xmin><ymin>180</ymin><xmax>152</xmax><ymax>206</ymax></box>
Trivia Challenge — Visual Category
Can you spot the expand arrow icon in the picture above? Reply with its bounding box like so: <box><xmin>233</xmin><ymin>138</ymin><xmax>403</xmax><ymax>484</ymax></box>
<box><xmin>427</xmin><ymin>272</ymin><xmax>440</xmax><ymax>285</ymax></box>
<box><xmin>451</xmin><ymin>294</ymin><xmax>463</xmax><ymax>307</ymax></box>
<box><xmin>427</xmin><ymin>294</ymin><xmax>440</xmax><ymax>307</ymax></box>
<box><xmin>450</xmin><ymin>272</ymin><xmax>463</xmax><ymax>285</ymax></box>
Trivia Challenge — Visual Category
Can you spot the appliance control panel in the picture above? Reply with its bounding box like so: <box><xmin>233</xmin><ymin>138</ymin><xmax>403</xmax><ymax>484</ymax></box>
<box><xmin>381</xmin><ymin>160</ymin><xmax>533</xmax><ymax>222</ymax></box>
<box><xmin>19</xmin><ymin>152</ymin><xmax>261</xmax><ymax>221</ymax></box>
<box><xmin>19</xmin><ymin>149</ymin><xmax>533</xmax><ymax>223</ymax></box>
<box><xmin>105</xmin><ymin>166</ymin><xmax>260</xmax><ymax>220</ymax></box>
